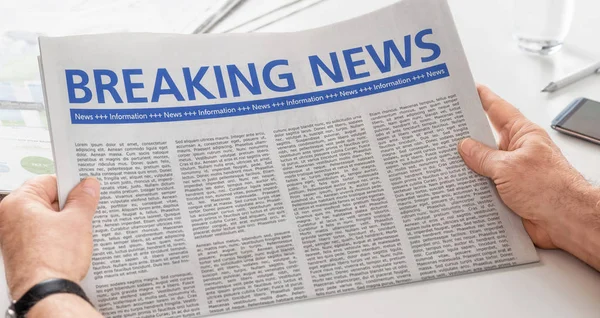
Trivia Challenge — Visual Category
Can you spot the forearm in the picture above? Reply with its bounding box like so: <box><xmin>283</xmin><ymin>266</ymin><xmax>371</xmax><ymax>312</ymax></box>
<box><xmin>549</xmin><ymin>184</ymin><xmax>600</xmax><ymax>271</ymax></box>
<box><xmin>27</xmin><ymin>294</ymin><xmax>103</xmax><ymax>318</ymax></box>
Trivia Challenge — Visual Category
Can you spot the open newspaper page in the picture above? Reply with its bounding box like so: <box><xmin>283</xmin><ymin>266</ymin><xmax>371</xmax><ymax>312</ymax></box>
<box><xmin>38</xmin><ymin>0</ymin><xmax>538</xmax><ymax>316</ymax></box>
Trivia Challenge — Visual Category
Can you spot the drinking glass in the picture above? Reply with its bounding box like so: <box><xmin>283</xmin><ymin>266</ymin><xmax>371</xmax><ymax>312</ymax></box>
<box><xmin>513</xmin><ymin>0</ymin><xmax>575</xmax><ymax>55</ymax></box>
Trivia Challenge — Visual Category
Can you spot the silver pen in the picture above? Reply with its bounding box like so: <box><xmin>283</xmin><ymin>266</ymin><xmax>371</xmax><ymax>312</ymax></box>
<box><xmin>542</xmin><ymin>61</ymin><xmax>600</xmax><ymax>93</ymax></box>
<box><xmin>193</xmin><ymin>0</ymin><xmax>246</xmax><ymax>34</ymax></box>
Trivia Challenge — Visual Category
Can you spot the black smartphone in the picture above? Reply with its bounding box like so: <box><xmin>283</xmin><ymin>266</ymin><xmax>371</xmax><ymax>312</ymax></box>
<box><xmin>551</xmin><ymin>97</ymin><xmax>600</xmax><ymax>145</ymax></box>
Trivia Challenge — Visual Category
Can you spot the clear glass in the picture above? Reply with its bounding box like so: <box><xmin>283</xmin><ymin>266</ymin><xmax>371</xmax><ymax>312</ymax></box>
<box><xmin>513</xmin><ymin>0</ymin><xmax>575</xmax><ymax>55</ymax></box>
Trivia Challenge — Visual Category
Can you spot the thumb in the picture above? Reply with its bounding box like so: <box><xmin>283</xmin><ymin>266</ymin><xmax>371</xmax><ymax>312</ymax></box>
<box><xmin>63</xmin><ymin>177</ymin><xmax>101</xmax><ymax>219</ymax></box>
<box><xmin>458</xmin><ymin>138</ymin><xmax>504</xmax><ymax>178</ymax></box>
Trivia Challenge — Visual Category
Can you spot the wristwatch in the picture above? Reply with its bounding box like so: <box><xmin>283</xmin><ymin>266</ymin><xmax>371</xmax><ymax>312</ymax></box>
<box><xmin>5</xmin><ymin>278</ymin><xmax>92</xmax><ymax>318</ymax></box>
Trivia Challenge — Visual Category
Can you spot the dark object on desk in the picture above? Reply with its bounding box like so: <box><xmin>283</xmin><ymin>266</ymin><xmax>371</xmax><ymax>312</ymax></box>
<box><xmin>552</xmin><ymin>97</ymin><xmax>600</xmax><ymax>145</ymax></box>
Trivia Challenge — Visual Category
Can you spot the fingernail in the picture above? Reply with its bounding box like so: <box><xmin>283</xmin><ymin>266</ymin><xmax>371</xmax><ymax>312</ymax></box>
<box><xmin>459</xmin><ymin>138</ymin><xmax>477</xmax><ymax>157</ymax></box>
<box><xmin>82</xmin><ymin>177</ymin><xmax>100</xmax><ymax>197</ymax></box>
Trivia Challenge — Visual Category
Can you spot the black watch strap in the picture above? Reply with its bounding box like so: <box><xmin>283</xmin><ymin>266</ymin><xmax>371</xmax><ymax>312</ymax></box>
<box><xmin>7</xmin><ymin>278</ymin><xmax>92</xmax><ymax>318</ymax></box>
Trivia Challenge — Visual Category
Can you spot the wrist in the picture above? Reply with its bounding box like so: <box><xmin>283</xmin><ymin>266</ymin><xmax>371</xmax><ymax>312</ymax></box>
<box><xmin>8</xmin><ymin>268</ymin><xmax>80</xmax><ymax>301</ymax></box>
<box><xmin>547</xmin><ymin>182</ymin><xmax>600</xmax><ymax>262</ymax></box>
<box><xmin>27</xmin><ymin>293</ymin><xmax>99</xmax><ymax>318</ymax></box>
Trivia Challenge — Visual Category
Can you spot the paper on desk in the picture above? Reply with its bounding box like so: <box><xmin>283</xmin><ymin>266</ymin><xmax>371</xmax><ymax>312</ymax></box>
<box><xmin>0</xmin><ymin>82</ymin><xmax>53</xmax><ymax>194</ymax></box>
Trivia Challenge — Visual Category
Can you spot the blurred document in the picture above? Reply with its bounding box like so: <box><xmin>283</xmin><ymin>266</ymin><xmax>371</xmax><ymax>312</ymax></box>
<box><xmin>0</xmin><ymin>83</ymin><xmax>52</xmax><ymax>194</ymax></box>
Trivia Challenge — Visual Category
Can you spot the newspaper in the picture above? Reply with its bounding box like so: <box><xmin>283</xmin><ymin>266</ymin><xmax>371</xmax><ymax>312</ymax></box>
<box><xmin>37</xmin><ymin>0</ymin><xmax>538</xmax><ymax>316</ymax></box>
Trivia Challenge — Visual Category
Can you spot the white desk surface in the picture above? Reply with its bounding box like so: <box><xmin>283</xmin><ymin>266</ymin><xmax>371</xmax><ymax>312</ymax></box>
<box><xmin>219</xmin><ymin>0</ymin><xmax>600</xmax><ymax>317</ymax></box>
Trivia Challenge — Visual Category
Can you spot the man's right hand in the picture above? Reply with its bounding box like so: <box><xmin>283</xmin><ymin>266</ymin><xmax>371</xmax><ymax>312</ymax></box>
<box><xmin>0</xmin><ymin>176</ymin><xmax>103</xmax><ymax>317</ymax></box>
<box><xmin>458</xmin><ymin>85</ymin><xmax>600</xmax><ymax>270</ymax></box>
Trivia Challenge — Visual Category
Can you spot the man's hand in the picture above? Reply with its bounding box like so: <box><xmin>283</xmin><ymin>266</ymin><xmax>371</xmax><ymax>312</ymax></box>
<box><xmin>459</xmin><ymin>85</ymin><xmax>600</xmax><ymax>270</ymax></box>
<box><xmin>0</xmin><ymin>175</ymin><xmax>100</xmax><ymax>300</ymax></box>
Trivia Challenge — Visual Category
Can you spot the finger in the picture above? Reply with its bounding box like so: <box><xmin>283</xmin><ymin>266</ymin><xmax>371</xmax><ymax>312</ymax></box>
<box><xmin>458</xmin><ymin>138</ymin><xmax>505</xmax><ymax>178</ymax></box>
<box><xmin>62</xmin><ymin>177</ymin><xmax>100</xmax><ymax>220</ymax></box>
<box><xmin>19</xmin><ymin>175</ymin><xmax>58</xmax><ymax>204</ymax></box>
<box><xmin>477</xmin><ymin>85</ymin><xmax>527</xmax><ymax>133</ymax></box>
<box><xmin>522</xmin><ymin>219</ymin><xmax>556</xmax><ymax>249</ymax></box>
